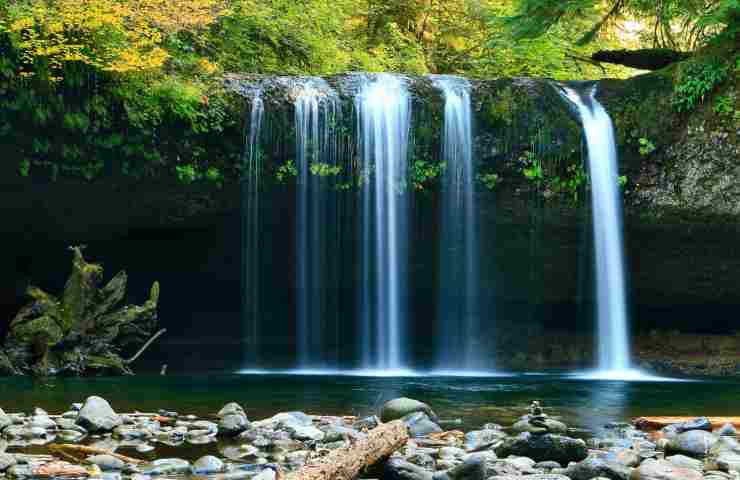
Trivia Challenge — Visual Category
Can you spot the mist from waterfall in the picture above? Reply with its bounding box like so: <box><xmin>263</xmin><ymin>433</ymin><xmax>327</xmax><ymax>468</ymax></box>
<box><xmin>356</xmin><ymin>74</ymin><xmax>412</xmax><ymax>372</ymax></box>
<box><xmin>294</xmin><ymin>79</ymin><xmax>341</xmax><ymax>368</ymax></box>
<box><xmin>562</xmin><ymin>86</ymin><xmax>633</xmax><ymax>377</ymax></box>
<box><xmin>242</xmin><ymin>91</ymin><xmax>264</xmax><ymax>367</ymax></box>
<box><xmin>431</xmin><ymin>76</ymin><xmax>484</xmax><ymax>372</ymax></box>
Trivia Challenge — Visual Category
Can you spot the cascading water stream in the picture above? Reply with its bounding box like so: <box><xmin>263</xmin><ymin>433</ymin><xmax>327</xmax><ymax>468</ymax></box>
<box><xmin>356</xmin><ymin>74</ymin><xmax>411</xmax><ymax>372</ymax></box>
<box><xmin>294</xmin><ymin>79</ymin><xmax>341</xmax><ymax>369</ymax></box>
<box><xmin>242</xmin><ymin>91</ymin><xmax>264</xmax><ymax>367</ymax></box>
<box><xmin>431</xmin><ymin>76</ymin><xmax>484</xmax><ymax>372</ymax></box>
<box><xmin>561</xmin><ymin>86</ymin><xmax>639</xmax><ymax>379</ymax></box>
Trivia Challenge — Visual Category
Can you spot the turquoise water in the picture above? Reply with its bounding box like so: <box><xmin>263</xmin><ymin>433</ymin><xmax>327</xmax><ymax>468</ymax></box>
<box><xmin>0</xmin><ymin>374</ymin><xmax>737</xmax><ymax>434</ymax></box>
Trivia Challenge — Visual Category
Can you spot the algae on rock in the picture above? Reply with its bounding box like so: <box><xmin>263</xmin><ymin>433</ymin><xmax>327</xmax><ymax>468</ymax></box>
<box><xmin>2</xmin><ymin>246</ymin><xmax>162</xmax><ymax>376</ymax></box>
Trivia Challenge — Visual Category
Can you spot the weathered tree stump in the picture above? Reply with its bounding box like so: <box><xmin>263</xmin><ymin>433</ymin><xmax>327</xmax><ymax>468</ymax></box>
<box><xmin>2</xmin><ymin>246</ymin><xmax>161</xmax><ymax>376</ymax></box>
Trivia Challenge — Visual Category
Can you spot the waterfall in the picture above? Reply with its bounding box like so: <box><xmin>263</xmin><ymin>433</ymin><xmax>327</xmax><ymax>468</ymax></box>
<box><xmin>561</xmin><ymin>86</ymin><xmax>633</xmax><ymax>376</ymax></box>
<box><xmin>242</xmin><ymin>91</ymin><xmax>264</xmax><ymax>367</ymax></box>
<box><xmin>431</xmin><ymin>76</ymin><xmax>484</xmax><ymax>372</ymax></box>
<box><xmin>294</xmin><ymin>79</ymin><xmax>341</xmax><ymax>369</ymax></box>
<box><xmin>356</xmin><ymin>74</ymin><xmax>411</xmax><ymax>372</ymax></box>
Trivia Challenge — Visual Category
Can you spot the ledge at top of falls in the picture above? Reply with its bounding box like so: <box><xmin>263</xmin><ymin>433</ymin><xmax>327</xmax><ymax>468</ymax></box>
<box><xmin>222</xmin><ymin>72</ymin><xmax>590</xmax><ymax>110</ymax></box>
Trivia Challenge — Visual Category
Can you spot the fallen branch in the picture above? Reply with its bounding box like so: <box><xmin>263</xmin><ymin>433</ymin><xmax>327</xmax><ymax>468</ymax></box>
<box><xmin>49</xmin><ymin>444</ymin><xmax>144</xmax><ymax>465</ymax></box>
<box><xmin>286</xmin><ymin>420</ymin><xmax>408</xmax><ymax>480</ymax></box>
<box><xmin>591</xmin><ymin>48</ymin><xmax>691</xmax><ymax>70</ymax></box>
<box><xmin>125</xmin><ymin>328</ymin><xmax>166</xmax><ymax>364</ymax></box>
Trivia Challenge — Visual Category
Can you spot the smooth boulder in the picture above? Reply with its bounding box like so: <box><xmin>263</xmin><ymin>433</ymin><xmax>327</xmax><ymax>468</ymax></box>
<box><xmin>665</xmin><ymin>430</ymin><xmax>718</xmax><ymax>458</ymax></box>
<box><xmin>494</xmin><ymin>433</ymin><xmax>588</xmax><ymax>466</ymax></box>
<box><xmin>564</xmin><ymin>455</ymin><xmax>633</xmax><ymax>480</ymax></box>
<box><xmin>403</xmin><ymin>412</ymin><xmax>443</xmax><ymax>438</ymax></box>
<box><xmin>630</xmin><ymin>458</ymin><xmax>702</xmax><ymax>480</ymax></box>
<box><xmin>86</xmin><ymin>455</ymin><xmax>126</xmax><ymax>471</ymax></box>
<box><xmin>192</xmin><ymin>456</ymin><xmax>225</xmax><ymax>474</ymax></box>
<box><xmin>219</xmin><ymin>414</ymin><xmax>250</xmax><ymax>436</ymax></box>
<box><xmin>76</xmin><ymin>397</ymin><xmax>122</xmax><ymax>433</ymax></box>
<box><xmin>381</xmin><ymin>398</ymin><xmax>439</xmax><ymax>423</ymax></box>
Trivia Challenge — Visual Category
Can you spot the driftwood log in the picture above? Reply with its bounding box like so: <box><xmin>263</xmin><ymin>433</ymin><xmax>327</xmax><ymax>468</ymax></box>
<box><xmin>634</xmin><ymin>416</ymin><xmax>740</xmax><ymax>430</ymax></box>
<box><xmin>285</xmin><ymin>420</ymin><xmax>408</xmax><ymax>480</ymax></box>
<box><xmin>48</xmin><ymin>444</ymin><xmax>143</xmax><ymax>464</ymax></box>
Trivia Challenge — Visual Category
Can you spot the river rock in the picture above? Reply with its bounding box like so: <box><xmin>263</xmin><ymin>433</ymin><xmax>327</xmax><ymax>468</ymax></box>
<box><xmin>665</xmin><ymin>454</ymin><xmax>703</xmax><ymax>471</ymax></box>
<box><xmin>494</xmin><ymin>432</ymin><xmax>588</xmax><ymax>466</ymax></box>
<box><xmin>29</xmin><ymin>416</ymin><xmax>56</xmax><ymax>430</ymax></box>
<box><xmin>407</xmin><ymin>452</ymin><xmax>436</xmax><ymax>469</ymax></box>
<box><xmin>137</xmin><ymin>458</ymin><xmax>191</xmax><ymax>476</ymax></box>
<box><xmin>705</xmin><ymin>437</ymin><xmax>740</xmax><ymax>472</ymax></box>
<box><xmin>252</xmin><ymin>469</ymin><xmax>277</xmax><ymax>480</ymax></box>
<box><xmin>286</xmin><ymin>424</ymin><xmax>324</xmax><ymax>441</ymax></box>
<box><xmin>403</xmin><ymin>412</ymin><xmax>443</xmax><ymax>438</ymax></box>
<box><xmin>666</xmin><ymin>430</ymin><xmax>718</xmax><ymax>458</ymax></box>
<box><xmin>630</xmin><ymin>458</ymin><xmax>703</xmax><ymax>480</ymax></box>
<box><xmin>512</xmin><ymin>415</ymin><xmax>568</xmax><ymax>434</ymax></box>
<box><xmin>136</xmin><ymin>444</ymin><xmax>155</xmax><ymax>453</ymax></box>
<box><xmin>716</xmin><ymin>423</ymin><xmax>738</xmax><ymax>437</ymax></box>
<box><xmin>353</xmin><ymin>415</ymin><xmax>380</xmax><ymax>431</ymax></box>
<box><xmin>563</xmin><ymin>455</ymin><xmax>633</xmax><ymax>480</ymax></box>
<box><xmin>219</xmin><ymin>414</ymin><xmax>249</xmax><ymax>436</ymax></box>
<box><xmin>0</xmin><ymin>409</ymin><xmax>11</xmax><ymax>432</ymax></box>
<box><xmin>487</xmin><ymin>476</ymin><xmax>570</xmax><ymax>480</ymax></box>
<box><xmin>0</xmin><ymin>453</ymin><xmax>16</xmax><ymax>472</ymax></box>
<box><xmin>86</xmin><ymin>455</ymin><xmax>126</xmax><ymax>471</ymax></box>
<box><xmin>439</xmin><ymin>454</ymin><xmax>487</xmax><ymax>480</ymax></box>
<box><xmin>58</xmin><ymin>429</ymin><xmax>85</xmax><ymax>442</ymax></box>
<box><xmin>384</xmin><ymin>458</ymin><xmax>434</xmax><ymax>480</ymax></box>
<box><xmin>321</xmin><ymin>424</ymin><xmax>364</xmax><ymax>442</ymax></box>
<box><xmin>191</xmin><ymin>420</ymin><xmax>218</xmax><ymax>434</ymax></box>
<box><xmin>193</xmin><ymin>456</ymin><xmax>225</xmax><ymax>474</ymax></box>
<box><xmin>464</xmin><ymin>429</ymin><xmax>506</xmax><ymax>451</ymax></box>
<box><xmin>56</xmin><ymin>418</ymin><xmax>87</xmax><ymax>433</ymax></box>
<box><xmin>218</xmin><ymin>403</ymin><xmax>245</xmax><ymax>418</ymax></box>
<box><xmin>77</xmin><ymin>396</ymin><xmax>122</xmax><ymax>433</ymax></box>
<box><xmin>381</xmin><ymin>398</ymin><xmax>439</xmax><ymax>423</ymax></box>
<box><xmin>602</xmin><ymin>447</ymin><xmax>641</xmax><ymax>467</ymax></box>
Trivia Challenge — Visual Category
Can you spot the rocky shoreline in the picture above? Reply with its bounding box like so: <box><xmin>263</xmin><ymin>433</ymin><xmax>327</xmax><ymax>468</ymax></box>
<box><xmin>0</xmin><ymin>396</ymin><xmax>738</xmax><ymax>480</ymax></box>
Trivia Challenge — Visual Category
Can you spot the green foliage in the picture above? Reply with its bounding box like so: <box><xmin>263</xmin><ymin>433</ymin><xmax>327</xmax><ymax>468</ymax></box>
<box><xmin>638</xmin><ymin>137</ymin><xmax>656</xmax><ymax>156</ymax></box>
<box><xmin>205</xmin><ymin>166</ymin><xmax>224</xmax><ymax>187</ymax></box>
<box><xmin>176</xmin><ymin>164</ymin><xmax>199</xmax><ymax>184</ymax></box>
<box><xmin>521</xmin><ymin>151</ymin><xmax>544</xmax><ymax>186</ymax></box>
<box><xmin>175</xmin><ymin>164</ymin><xmax>223</xmax><ymax>186</ymax></box>
<box><xmin>276</xmin><ymin>160</ymin><xmax>298</xmax><ymax>183</ymax></box>
<box><xmin>618</xmin><ymin>175</ymin><xmax>628</xmax><ymax>188</ymax></box>
<box><xmin>310</xmin><ymin>162</ymin><xmax>342</xmax><ymax>177</ymax></box>
<box><xmin>713</xmin><ymin>93</ymin><xmax>736</xmax><ymax>115</ymax></box>
<box><xmin>19</xmin><ymin>159</ymin><xmax>30</xmax><ymax>177</ymax></box>
<box><xmin>478</xmin><ymin>172</ymin><xmax>502</xmax><ymax>190</ymax></box>
<box><xmin>410</xmin><ymin>160</ymin><xmax>446</xmax><ymax>191</ymax></box>
<box><xmin>672</xmin><ymin>57</ymin><xmax>730</xmax><ymax>112</ymax></box>
<box><xmin>510</xmin><ymin>0</ymin><xmax>739</xmax><ymax>50</ymax></box>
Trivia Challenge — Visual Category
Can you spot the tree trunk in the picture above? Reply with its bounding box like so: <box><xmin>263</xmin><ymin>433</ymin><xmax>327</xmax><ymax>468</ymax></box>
<box><xmin>285</xmin><ymin>420</ymin><xmax>408</xmax><ymax>480</ymax></box>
